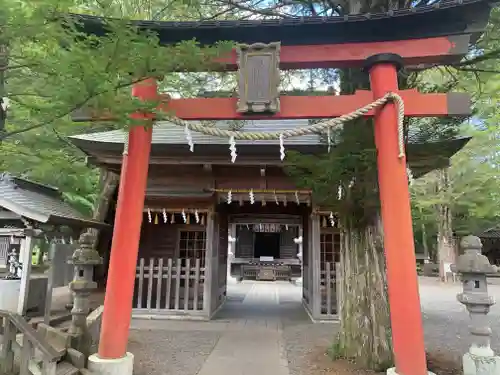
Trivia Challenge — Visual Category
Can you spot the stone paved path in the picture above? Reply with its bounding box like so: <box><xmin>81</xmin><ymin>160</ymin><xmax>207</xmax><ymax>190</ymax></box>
<box><xmin>197</xmin><ymin>283</ymin><xmax>289</xmax><ymax>375</ymax></box>
<box><xmin>129</xmin><ymin>281</ymin><xmax>321</xmax><ymax>375</ymax></box>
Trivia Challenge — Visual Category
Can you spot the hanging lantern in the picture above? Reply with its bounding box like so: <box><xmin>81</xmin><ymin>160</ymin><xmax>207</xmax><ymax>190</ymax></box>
<box><xmin>147</xmin><ymin>208</ymin><xmax>152</xmax><ymax>223</ymax></box>
<box><xmin>170</xmin><ymin>213</ymin><xmax>175</xmax><ymax>224</ymax></box>
<box><xmin>249</xmin><ymin>189</ymin><xmax>255</xmax><ymax>204</ymax></box>
<box><xmin>182</xmin><ymin>209</ymin><xmax>187</xmax><ymax>223</ymax></box>
<box><xmin>227</xmin><ymin>190</ymin><xmax>232</xmax><ymax>204</ymax></box>
<box><xmin>154</xmin><ymin>214</ymin><xmax>159</xmax><ymax>225</ymax></box>
<box><xmin>163</xmin><ymin>209</ymin><xmax>168</xmax><ymax>223</ymax></box>
<box><xmin>274</xmin><ymin>191</ymin><xmax>279</xmax><ymax>205</ymax></box>
<box><xmin>186</xmin><ymin>214</ymin><xmax>191</xmax><ymax>225</ymax></box>
<box><xmin>201</xmin><ymin>214</ymin><xmax>205</xmax><ymax>226</ymax></box>
<box><xmin>295</xmin><ymin>191</ymin><xmax>300</xmax><ymax>205</ymax></box>
<box><xmin>195</xmin><ymin>209</ymin><xmax>200</xmax><ymax>223</ymax></box>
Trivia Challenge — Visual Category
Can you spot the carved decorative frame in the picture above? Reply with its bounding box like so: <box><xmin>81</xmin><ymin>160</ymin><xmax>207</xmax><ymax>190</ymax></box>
<box><xmin>236</xmin><ymin>42</ymin><xmax>281</xmax><ymax>114</ymax></box>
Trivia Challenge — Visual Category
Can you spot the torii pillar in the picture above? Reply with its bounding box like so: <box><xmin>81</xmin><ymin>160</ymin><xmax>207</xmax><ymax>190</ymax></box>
<box><xmin>366</xmin><ymin>54</ymin><xmax>428</xmax><ymax>375</ymax></box>
<box><xmin>88</xmin><ymin>78</ymin><xmax>156</xmax><ymax>375</ymax></box>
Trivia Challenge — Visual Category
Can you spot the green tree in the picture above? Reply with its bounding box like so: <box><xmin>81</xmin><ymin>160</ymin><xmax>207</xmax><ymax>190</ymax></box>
<box><xmin>0</xmin><ymin>0</ymin><xmax>233</xmax><ymax>214</ymax></box>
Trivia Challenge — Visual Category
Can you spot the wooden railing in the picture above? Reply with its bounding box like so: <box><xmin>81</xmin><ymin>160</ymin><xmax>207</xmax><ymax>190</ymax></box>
<box><xmin>0</xmin><ymin>310</ymin><xmax>61</xmax><ymax>375</ymax></box>
<box><xmin>135</xmin><ymin>258</ymin><xmax>205</xmax><ymax>312</ymax></box>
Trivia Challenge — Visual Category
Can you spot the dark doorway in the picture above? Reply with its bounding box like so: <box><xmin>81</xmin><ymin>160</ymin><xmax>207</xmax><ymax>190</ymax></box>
<box><xmin>254</xmin><ymin>232</ymin><xmax>281</xmax><ymax>259</ymax></box>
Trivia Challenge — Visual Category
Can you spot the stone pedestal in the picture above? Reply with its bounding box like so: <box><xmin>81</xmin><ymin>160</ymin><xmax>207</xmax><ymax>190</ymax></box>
<box><xmin>463</xmin><ymin>352</ymin><xmax>500</xmax><ymax>375</ymax></box>
<box><xmin>0</xmin><ymin>279</ymin><xmax>21</xmax><ymax>311</ymax></box>
<box><xmin>387</xmin><ymin>368</ymin><xmax>436</xmax><ymax>375</ymax></box>
<box><xmin>88</xmin><ymin>352</ymin><xmax>134</xmax><ymax>375</ymax></box>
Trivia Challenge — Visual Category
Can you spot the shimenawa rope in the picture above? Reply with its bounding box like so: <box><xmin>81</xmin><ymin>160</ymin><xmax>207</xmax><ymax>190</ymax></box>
<box><xmin>124</xmin><ymin>92</ymin><xmax>406</xmax><ymax>159</ymax></box>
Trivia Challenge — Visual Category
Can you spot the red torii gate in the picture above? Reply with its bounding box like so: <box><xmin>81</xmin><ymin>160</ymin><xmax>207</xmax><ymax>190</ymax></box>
<box><xmin>71</xmin><ymin>4</ymin><xmax>492</xmax><ymax>375</ymax></box>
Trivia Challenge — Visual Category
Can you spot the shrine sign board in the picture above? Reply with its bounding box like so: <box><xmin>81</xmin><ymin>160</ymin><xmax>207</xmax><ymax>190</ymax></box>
<box><xmin>236</xmin><ymin>42</ymin><xmax>280</xmax><ymax>114</ymax></box>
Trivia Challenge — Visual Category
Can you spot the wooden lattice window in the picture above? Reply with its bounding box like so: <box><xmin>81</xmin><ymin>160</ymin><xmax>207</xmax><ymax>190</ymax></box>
<box><xmin>178</xmin><ymin>230</ymin><xmax>206</xmax><ymax>266</ymax></box>
<box><xmin>320</xmin><ymin>232</ymin><xmax>340</xmax><ymax>270</ymax></box>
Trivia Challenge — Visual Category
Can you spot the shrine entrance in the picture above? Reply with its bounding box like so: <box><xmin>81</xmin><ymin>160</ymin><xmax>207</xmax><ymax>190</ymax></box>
<box><xmin>254</xmin><ymin>232</ymin><xmax>280</xmax><ymax>259</ymax></box>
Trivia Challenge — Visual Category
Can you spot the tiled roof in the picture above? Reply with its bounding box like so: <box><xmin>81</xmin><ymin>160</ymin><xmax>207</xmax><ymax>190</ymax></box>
<box><xmin>69</xmin><ymin>0</ymin><xmax>491</xmax><ymax>47</ymax></box>
<box><xmin>0</xmin><ymin>173</ymin><xmax>106</xmax><ymax>228</ymax></box>
<box><xmin>70</xmin><ymin>120</ymin><xmax>321</xmax><ymax>146</ymax></box>
<box><xmin>479</xmin><ymin>226</ymin><xmax>500</xmax><ymax>239</ymax></box>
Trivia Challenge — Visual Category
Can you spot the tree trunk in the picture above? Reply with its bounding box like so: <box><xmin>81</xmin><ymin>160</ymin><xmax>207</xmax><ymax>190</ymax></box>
<box><xmin>421</xmin><ymin>222</ymin><xmax>429</xmax><ymax>262</ymax></box>
<box><xmin>0</xmin><ymin>44</ymin><xmax>8</xmax><ymax>141</ymax></box>
<box><xmin>329</xmin><ymin>66</ymin><xmax>395</xmax><ymax>370</ymax></box>
<box><xmin>85</xmin><ymin>169</ymin><xmax>119</xmax><ymax>249</ymax></box>
<box><xmin>435</xmin><ymin>168</ymin><xmax>455</xmax><ymax>281</ymax></box>
<box><xmin>336</xmin><ymin>216</ymin><xmax>393</xmax><ymax>370</ymax></box>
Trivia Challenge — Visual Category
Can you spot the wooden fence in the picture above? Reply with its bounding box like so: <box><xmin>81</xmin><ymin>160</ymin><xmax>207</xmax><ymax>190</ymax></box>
<box><xmin>134</xmin><ymin>258</ymin><xmax>205</xmax><ymax>313</ymax></box>
<box><xmin>319</xmin><ymin>262</ymin><xmax>339</xmax><ymax>317</ymax></box>
<box><xmin>0</xmin><ymin>236</ymin><xmax>9</xmax><ymax>267</ymax></box>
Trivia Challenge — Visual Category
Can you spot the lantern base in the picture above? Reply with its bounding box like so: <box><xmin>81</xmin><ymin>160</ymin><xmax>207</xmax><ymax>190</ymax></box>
<box><xmin>463</xmin><ymin>352</ymin><xmax>500</xmax><ymax>375</ymax></box>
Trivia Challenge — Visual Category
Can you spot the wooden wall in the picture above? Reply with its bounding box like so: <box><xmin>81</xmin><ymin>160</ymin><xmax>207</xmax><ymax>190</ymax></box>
<box><xmin>146</xmin><ymin>165</ymin><xmax>300</xmax><ymax>193</ymax></box>
<box><xmin>138</xmin><ymin>212</ymin><xmax>207</xmax><ymax>260</ymax></box>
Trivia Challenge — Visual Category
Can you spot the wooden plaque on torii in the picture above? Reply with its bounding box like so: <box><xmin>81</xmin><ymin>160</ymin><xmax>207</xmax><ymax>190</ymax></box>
<box><xmin>236</xmin><ymin>42</ymin><xmax>281</xmax><ymax>114</ymax></box>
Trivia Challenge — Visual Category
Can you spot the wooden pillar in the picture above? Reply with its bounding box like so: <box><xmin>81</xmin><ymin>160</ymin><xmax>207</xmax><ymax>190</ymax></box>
<box><xmin>310</xmin><ymin>214</ymin><xmax>321</xmax><ymax>319</ymax></box>
<box><xmin>17</xmin><ymin>234</ymin><xmax>33</xmax><ymax>316</ymax></box>
<box><xmin>211</xmin><ymin>212</ymin><xmax>220</xmax><ymax>313</ymax></box>
<box><xmin>43</xmin><ymin>242</ymin><xmax>56</xmax><ymax>324</ymax></box>
<box><xmin>97</xmin><ymin>78</ymin><xmax>156</xmax><ymax>359</ymax></box>
<box><xmin>203</xmin><ymin>212</ymin><xmax>215</xmax><ymax>316</ymax></box>
<box><xmin>367</xmin><ymin>54</ymin><xmax>427</xmax><ymax>375</ymax></box>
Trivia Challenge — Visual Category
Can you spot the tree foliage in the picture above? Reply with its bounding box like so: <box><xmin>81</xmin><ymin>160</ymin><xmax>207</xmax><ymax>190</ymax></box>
<box><xmin>0</xmin><ymin>0</ymin><xmax>234</xmax><ymax>214</ymax></box>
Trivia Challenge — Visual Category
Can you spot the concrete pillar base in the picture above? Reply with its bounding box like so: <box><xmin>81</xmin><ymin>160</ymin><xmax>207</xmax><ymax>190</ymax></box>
<box><xmin>387</xmin><ymin>368</ymin><xmax>436</xmax><ymax>375</ymax></box>
<box><xmin>88</xmin><ymin>352</ymin><xmax>134</xmax><ymax>375</ymax></box>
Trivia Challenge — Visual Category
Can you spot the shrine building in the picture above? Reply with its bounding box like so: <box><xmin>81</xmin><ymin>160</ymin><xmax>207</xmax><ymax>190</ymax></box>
<box><xmin>71</xmin><ymin>120</ymin><xmax>468</xmax><ymax>321</ymax></box>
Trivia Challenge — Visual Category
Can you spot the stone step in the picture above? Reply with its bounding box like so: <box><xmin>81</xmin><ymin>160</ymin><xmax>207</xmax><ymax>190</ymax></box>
<box><xmin>56</xmin><ymin>361</ymin><xmax>80</xmax><ymax>375</ymax></box>
<box><xmin>29</xmin><ymin>360</ymin><xmax>79</xmax><ymax>375</ymax></box>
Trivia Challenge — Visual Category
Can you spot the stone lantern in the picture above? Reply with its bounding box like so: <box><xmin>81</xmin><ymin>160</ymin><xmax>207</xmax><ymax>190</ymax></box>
<box><xmin>451</xmin><ymin>235</ymin><xmax>500</xmax><ymax>375</ymax></box>
<box><xmin>294</xmin><ymin>234</ymin><xmax>303</xmax><ymax>284</ymax></box>
<box><xmin>67</xmin><ymin>232</ymin><xmax>103</xmax><ymax>356</ymax></box>
<box><xmin>227</xmin><ymin>234</ymin><xmax>237</xmax><ymax>283</ymax></box>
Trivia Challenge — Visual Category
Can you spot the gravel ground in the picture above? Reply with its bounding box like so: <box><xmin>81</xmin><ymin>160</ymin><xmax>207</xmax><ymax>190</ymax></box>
<box><xmin>128</xmin><ymin>329</ymin><xmax>221</xmax><ymax>375</ymax></box>
<box><xmin>419</xmin><ymin>277</ymin><xmax>500</xmax><ymax>356</ymax></box>
<box><xmin>127</xmin><ymin>278</ymin><xmax>500</xmax><ymax>375</ymax></box>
